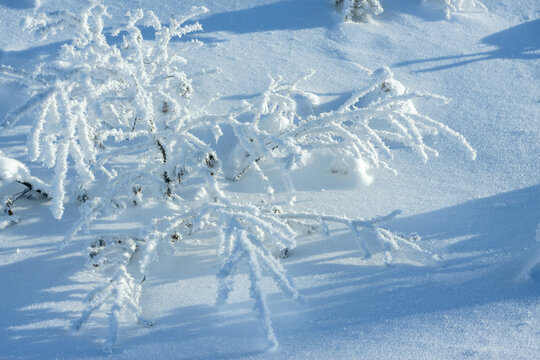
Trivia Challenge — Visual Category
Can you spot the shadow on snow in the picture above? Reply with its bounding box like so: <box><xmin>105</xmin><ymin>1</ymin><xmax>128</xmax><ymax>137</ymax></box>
<box><xmin>120</xmin><ymin>185</ymin><xmax>539</xmax><ymax>357</ymax></box>
<box><xmin>0</xmin><ymin>0</ymin><xmax>36</xmax><ymax>10</ymax></box>
<box><xmin>394</xmin><ymin>19</ymin><xmax>540</xmax><ymax>72</ymax></box>
<box><xmin>196</xmin><ymin>0</ymin><xmax>335</xmax><ymax>35</ymax></box>
<box><xmin>2</xmin><ymin>178</ymin><xmax>539</xmax><ymax>358</ymax></box>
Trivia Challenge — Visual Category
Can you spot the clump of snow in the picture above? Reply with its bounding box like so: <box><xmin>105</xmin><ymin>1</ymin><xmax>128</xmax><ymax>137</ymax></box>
<box><xmin>0</xmin><ymin>150</ymin><xmax>31</xmax><ymax>184</ymax></box>
<box><xmin>0</xmin><ymin>214</ymin><xmax>20</xmax><ymax>229</ymax></box>
<box><xmin>0</xmin><ymin>150</ymin><xmax>49</xmax><ymax>192</ymax></box>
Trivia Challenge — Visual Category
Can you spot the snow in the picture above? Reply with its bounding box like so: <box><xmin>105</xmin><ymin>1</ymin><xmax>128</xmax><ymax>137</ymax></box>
<box><xmin>0</xmin><ymin>151</ymin><xmax>31</xmax><ymax>183</ymax></box>
<box><xmin>0</xmin><ymin>149</ymin><xmax>49</xmax><ymax>196</ymax></box>
<box><xmin>0</xmin><ymin>0</ymin><xmax>539</xmax><ymax>359</ymax></box>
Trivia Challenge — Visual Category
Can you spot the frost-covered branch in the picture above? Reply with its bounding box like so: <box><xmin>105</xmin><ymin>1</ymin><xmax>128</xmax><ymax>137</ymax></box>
<box><xmin>276</xmin><ymin>209</ymin><xmax>429</xmax><ymax>262</ymax></box>
<box><xmin>126</xmin><ymin>177</ymin><xmax>301</xmax><ymax>351</ymax></box>
<box><xmin>228</xmin><ymin>66</ymin><xmax>476</xmax><ymax>185</ymax></box>
<box><xmin>424</xmin><ymin>0</ymin><xmax>488</xmax><ymax>19</ymax></box>
<box><xmin>1</xmin><ymin>2</ymin><xmax>207</xmax><ymax>220</ymax></box>
<box><xmin>73</xmin><ymin>235</ymin><xmax>151</xmax><ymax>353</ymax></box>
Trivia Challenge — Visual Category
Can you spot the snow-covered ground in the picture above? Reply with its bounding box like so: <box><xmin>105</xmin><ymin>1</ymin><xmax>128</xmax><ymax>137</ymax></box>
<box><xmin>0</xmin><ymin>0</ymin><xmax>538</xmax><ymax>359</ymax></box>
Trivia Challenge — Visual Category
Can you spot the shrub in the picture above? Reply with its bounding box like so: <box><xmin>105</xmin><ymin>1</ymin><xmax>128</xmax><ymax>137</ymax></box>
<box><xmin>1</xmin><ymin>0</ymin><xmax>475</xmax><ymax>352</ymax></box>
<box><xmin>334</xmin><ymin>0</ymin><xmax>384</xmax><ymax>23</ymax></box>
<box><xmin>424</xmin><ymin>0</ymin><xmax>488</xmax><ymax>19</ymax></box>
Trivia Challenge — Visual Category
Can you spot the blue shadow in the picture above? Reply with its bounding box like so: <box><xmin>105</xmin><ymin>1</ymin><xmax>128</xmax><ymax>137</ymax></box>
<box><xmin>197</xmin><ymin>0</ymin><xmax>334</xmax><ymax>34</ymax></box>
<box><xmin>394</xmin><ymin>19</ymin><xmax>540</xmax><ymax>72</ymax></box>
<box><xmin>0</xmin><ymin>0</ymin><xmax>35</xmax><ymax>9</ymax></box>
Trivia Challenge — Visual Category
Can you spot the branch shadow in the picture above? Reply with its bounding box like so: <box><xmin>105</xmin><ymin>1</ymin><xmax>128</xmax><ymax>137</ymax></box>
<box><xmin>0</xmin><ymin>0</ymin><xmax>36</xmax><ymax>10</ymax></box>
<box><xmin>257</xmin><ymin>184</ymin><xmax>540</xmax><ymax>352</ymax></box>
<box><xmin>2</xmin><ymin>183</ymin><xmax>538</xmax><ymax>358</ymax></box>
<box><xmin>102</xmin><ymin>0</ymin><xmax>333</xmax><ymax>46</ymax></box>
<box><xmin>0</xmin><ymin>41</ymin><xmax>65</xmax><ymax>69</ymax></box>
<box><xmin>0</xmin><ymin>245</ymin><xmax>104</xmax><ymax>360</ymax></box>
<box><xmin>120</xmin><ymin>303</ymin><xmax>268</xmax><ymax>359</ymax></box>
<box><xmin>394</xmin><ymin>19</ymin><xmax>540</xmax><ymax>72</ymax></box>
<box><xmin>121</xmin><ymin>185</ymin><xmax>538</xmax><ymax>358</ymax></box>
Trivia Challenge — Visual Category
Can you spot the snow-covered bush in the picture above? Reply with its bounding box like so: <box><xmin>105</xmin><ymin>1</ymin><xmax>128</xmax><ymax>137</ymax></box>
<box><xmin>12</xmin><ymin>1</ymin><xmax>202</xmax><ymax>220</ymax></box>
<box><xmin>229</xmin><ymin>66</ymin><xmax>475</xmax><ymax>186</ymax></box>
<box><xmin>334</xmin><ymin>0</ymin><xmax>384</xmax><ymax>23</ymax></box>
<box><xmin>1</xmin><ymin>0</ymin><xmax>476</xmax><ymax>352</ymax></box>
<box><xmin>424</xmin><ymin>0</ymin><xmax>487</xmax><ymax>19</ymax></box>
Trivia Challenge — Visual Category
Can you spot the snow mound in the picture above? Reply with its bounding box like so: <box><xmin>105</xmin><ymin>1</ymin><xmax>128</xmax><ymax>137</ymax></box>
<box><xmin>0</xmin><ymin>151</ymin><xmax>31</xmax><ymax>183</ymax></box>
<box><xmin>0</xmin><ymin>150</ymin><xmax>50</xmax><ymax>194</ymax></box>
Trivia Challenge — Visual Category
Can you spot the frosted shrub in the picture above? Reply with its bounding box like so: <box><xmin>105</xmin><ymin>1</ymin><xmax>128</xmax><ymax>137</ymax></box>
<box><xmin>15</xmin><ymin>1</ymin><xmax>205</xmax><ymax>220</ymax></box>
<box><xmin>10</xmin><ymin>1</ymin><xmax>133</xmax><ymax>219</ymax></box>
<box><xmin>424</xmin><ymin>0</ymin><xmax>488</xmax><ymax>19</ymax></box>
<box><xmin>334</xmin><ymin>0</ymin><xmax>384</xmax><ymax>23</ymax></box>
<box><xmin>230</xmin><ymin>66</ymin><xmax>476</xmax><ymax>186</ymax></box>
<box><xmin>1</xmin><ymin>0</ymin><xmax>476</xmax><ymax>353</ymax></box>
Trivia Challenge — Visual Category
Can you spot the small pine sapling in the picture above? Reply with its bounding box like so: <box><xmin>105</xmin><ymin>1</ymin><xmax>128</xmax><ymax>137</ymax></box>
<box><xmin>335</xmin><ymin>0</ymin><xmax>384</xmax><ymax>23</ymax></box>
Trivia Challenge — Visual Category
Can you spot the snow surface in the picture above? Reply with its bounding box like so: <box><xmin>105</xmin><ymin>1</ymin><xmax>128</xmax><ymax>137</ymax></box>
<box><xmin>0</xmin><ymin>0</ymin><xmax>539</xmax><ymax>359</ymax></box>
